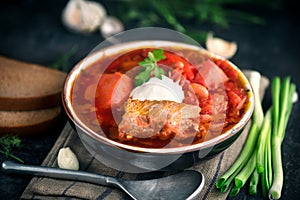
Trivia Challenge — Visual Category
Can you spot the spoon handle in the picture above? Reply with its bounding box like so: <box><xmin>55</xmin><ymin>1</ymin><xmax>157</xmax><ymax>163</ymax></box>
<box><xmin>1</xmin><ymin>161</ymin><xmax>118</xmax><ymax>187</ymax></box>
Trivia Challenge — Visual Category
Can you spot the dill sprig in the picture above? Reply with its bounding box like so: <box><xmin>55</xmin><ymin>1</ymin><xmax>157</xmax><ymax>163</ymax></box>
<box><xmin>0</xmin><ymin>135</ymin><xmax>24</xmax><ymax>163</ymax></box>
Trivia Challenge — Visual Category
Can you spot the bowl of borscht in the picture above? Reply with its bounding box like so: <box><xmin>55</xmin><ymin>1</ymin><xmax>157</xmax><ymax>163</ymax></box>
<box><xmin>62</xmin><ymin>28</ymin><xmax>254</xmax><ymax>173</ymax></box>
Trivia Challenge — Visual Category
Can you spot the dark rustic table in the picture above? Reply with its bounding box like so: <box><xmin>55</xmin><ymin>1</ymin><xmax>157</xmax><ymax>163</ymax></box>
<box><xmin>0</xmin><ymin>0</ymin><xmax>299</xmax><ymax>199</ymax></box>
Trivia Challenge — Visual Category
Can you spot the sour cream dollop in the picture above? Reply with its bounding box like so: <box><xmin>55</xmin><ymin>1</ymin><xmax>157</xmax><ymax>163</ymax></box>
<box><xmin>130</xmin><ymin>75</ymin><xmax>184</xmax><ymax>103</ymax></box>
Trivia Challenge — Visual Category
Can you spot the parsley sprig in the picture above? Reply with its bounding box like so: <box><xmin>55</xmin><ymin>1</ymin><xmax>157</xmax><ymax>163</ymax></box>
<box><xmin>0</xmin><ymin>135</ymin><xmax>24</xmax><ymax>163</ymax></box>
<box><xmin>135</xmin><ymin>49</ymin><xmax>166</xmax><ymax>86</ymax></box>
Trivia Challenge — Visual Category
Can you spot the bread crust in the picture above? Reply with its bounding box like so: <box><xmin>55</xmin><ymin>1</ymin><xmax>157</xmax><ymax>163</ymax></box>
<box><xmin>0</xmin><ymin>56</ymin><xmax>67</xmax><ymax>111</ymax></box>
<box><xmin>0</xmin><ymin>93</ymin><xmax>62</xmax><ymax>111</ymax></box>
<box><xmin>0</xmin><ymin>107</ymin><xmax>62</xmax><ymax>136</ymax></box>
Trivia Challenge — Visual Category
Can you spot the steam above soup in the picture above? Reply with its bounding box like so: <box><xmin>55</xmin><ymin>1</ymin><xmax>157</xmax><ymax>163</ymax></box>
<box><xmin>71</xmin><ymin>47</ymin><xmax>249</xmax><ymax>148</ymax></box>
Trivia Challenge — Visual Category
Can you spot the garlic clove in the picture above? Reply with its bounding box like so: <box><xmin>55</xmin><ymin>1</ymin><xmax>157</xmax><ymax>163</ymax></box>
<box><xmin>205</xmin><ymin>32</ymin><xmax>237</xmax><ymax>59</ymax></box>
<box><xmin>62</xmin><ymin>0</ymin><xmax>106</xmax><ymax>34</ymax></box>
<box><xmin>100</xmin><ymin>16</ymin><xmax>124</xmax><ymax>38</ymax></box>
<box><xmin>57</xmin><ymin>147</ymin><xmax>79</xmax><ymax>170</ymax></box>
<box><xmin>80</xmin><ymin>0</ymin><xmax>106</xmax><ymax>32</ymax></box>
<box><xmin>293</xmin><ymin>91</ymin><xmax>298</xmax><ymax>103</ymax></box>
<box><xmin>62</xmin><ymin>0</ymin><xmax>82</xmax><ymax>31</ymax></box>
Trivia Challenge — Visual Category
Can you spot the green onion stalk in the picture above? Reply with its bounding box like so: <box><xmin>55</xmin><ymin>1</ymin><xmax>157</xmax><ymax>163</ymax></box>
<box><xmin>256</xmin><ymin>108</ymin><xmax>272</xmax><ymax>173</ymax></box>
<box><xmin>215</xmin><ymin>122</ymin><xmax>259</xmax><ymax>192</ymax></box>
<box><xmin>249</xmin><ymin>168</ymin><xmax>260</xmax><ymax>195</ymax></box>
<box><xmin>269</xmin><ymin>77</ymin><xmax>296</xmax><ymax>199</ymax></box>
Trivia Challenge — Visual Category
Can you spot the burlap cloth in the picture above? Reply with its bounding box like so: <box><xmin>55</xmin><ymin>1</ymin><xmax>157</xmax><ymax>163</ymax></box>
<box><xmin>21</xmin><ymin>71</ymin><xmax>269</xmax><ymax>200</ymax></box>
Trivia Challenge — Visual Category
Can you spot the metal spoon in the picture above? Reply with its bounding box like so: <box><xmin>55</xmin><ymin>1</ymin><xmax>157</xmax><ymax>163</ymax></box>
<box><xmin>2</xmin><ymin>161</ymin><xmax>204</xmax><ymax>200</ymax></box>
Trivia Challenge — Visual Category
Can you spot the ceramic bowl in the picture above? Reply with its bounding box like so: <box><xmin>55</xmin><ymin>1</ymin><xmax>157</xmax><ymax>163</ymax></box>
<box><xmin>62</xmin><ymin>40</ymin><xmax>254</xmax><ymax>173</ymax></box>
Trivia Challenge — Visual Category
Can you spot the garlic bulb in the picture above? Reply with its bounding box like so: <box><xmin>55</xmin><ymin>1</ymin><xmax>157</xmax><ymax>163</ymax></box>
<box><xmin>205</xmin><ymin>32</ymin><xmax>237</xmax><ymax>59</ymax></box>
<box><xmin>62</xmin><ymin>0</ymin><xmax>106</xmax><ymax>33</ymax></box>
<box><xmin>57</xmin><ymin>147</ymin><xmax>79</xmax><ymax>170</ymax></box>
<box><xmin>100</xmin><ymin>16</ymin><xmax>124</xmax><ymax>38</ymax></box>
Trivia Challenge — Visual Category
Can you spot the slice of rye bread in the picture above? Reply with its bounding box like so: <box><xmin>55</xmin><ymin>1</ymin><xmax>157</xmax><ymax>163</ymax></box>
<box><xmin>0</xmin><ymin>106</ymin><xmax>61</xmax><ymax>136</ymax></box>
<box><xmin>0</xmin><ymin>56</ymin><xmax>67</xmax><ymax>111</ymax></box>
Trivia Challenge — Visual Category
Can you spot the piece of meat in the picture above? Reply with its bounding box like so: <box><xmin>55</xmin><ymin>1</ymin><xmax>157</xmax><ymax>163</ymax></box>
<box><xmin>118</xmin><ymin>98</ymin><xmax>200</xmax><ymax>140</ymax></box>
<box><xmin>195</xmin><ymin>59</ymin><xmax>229</xmax><ymax>89</ymax></box>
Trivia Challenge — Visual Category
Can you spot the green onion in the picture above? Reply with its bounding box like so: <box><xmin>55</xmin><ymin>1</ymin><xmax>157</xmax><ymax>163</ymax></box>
<box><xmin>216</xmin><ymin>71</ymin><xmax>296</xmax><ymax>199</ymax></box>
<box><xmin>249</xmin><ymin>71</ymin><xmax>265</xmax><ymax>128</ymax></box>
<box><xmin>269</xmin><ymin>136</ymin><xmax>283</xmax><ymax>199</ymax></box>
<box><xmin>249</xmin><ymin>168</ymin><xmax>259</xmax><ymax>195</ymax></box>
<box><xmin>229</xmin><ymin>185</ymin><xmax>240</xmax><ymax>197</ymax></box>
<box><xmin>278</xmin><ymin>77</ymin><xmax>291</xmax><ymax>139</ymax></box>
<box><xmin>256</xmin><ymin>108</ymin><xmax>272</xmax><ymax>173</ymax></box>
<box><xmin>234</xmin><ymin>152</ymin><xmax>256</xmax><ymax>188</ymax></box>
<box><xmin>261</xmin><ymin>120</ymin><xmax>272</xmax><ymax>198</ymax></box>
<box><xmin>271</xmin><ymin>77</ymin><xmax>280</xmax><ymax>137</ymax></box>
<box><xmin>262</xmin><ymin>121</ymin><xmax>273</xmax><ymax>198</ymax></box>
<box><xmin>269</xmin><ymin>77</ymin><xmax>295</xmax><ymax>199</ymax></box>
<box><xmin>215</xmin><ymin>122</ymin><xmax>259</xmax><ymax>191</ymax></box>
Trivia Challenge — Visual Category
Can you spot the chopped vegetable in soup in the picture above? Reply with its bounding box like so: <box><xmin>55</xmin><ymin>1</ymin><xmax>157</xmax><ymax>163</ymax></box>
<box><xmin>71</xmin><ymin>47</ymin><xmax>249</xmax><ymax>148</ymax></box>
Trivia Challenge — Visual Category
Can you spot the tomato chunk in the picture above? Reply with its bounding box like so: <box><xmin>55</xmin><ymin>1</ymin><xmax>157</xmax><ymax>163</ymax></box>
<box><xmin>95</xmin><ymin>72</ymin><xmax>133</xmax><ymax>109</ymax></box>
<box><xmin>215</xmin><ymin>59</ymin><xmax>238</xmax><ymax>80</ymax></box>
<box><xmin>159</xmin><ymin>51</ymin><xmax>196</xmax><ymax>80</ymax></box>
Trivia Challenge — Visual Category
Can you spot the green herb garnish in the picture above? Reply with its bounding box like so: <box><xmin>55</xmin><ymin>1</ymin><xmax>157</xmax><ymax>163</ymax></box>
<box><xmin>106</xmin><ymin>0</ymin><xmax>270</xmax><ymax>43</ymax></box>
<box><xmin>134</xmin><ymin>49</ymin><xmax>166</xmax><ymax>86</ymax></box>
<box><xmin>0</xmin><ymin>135</ymin><xmax>24</xmax><ymax>163</ymax></box>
